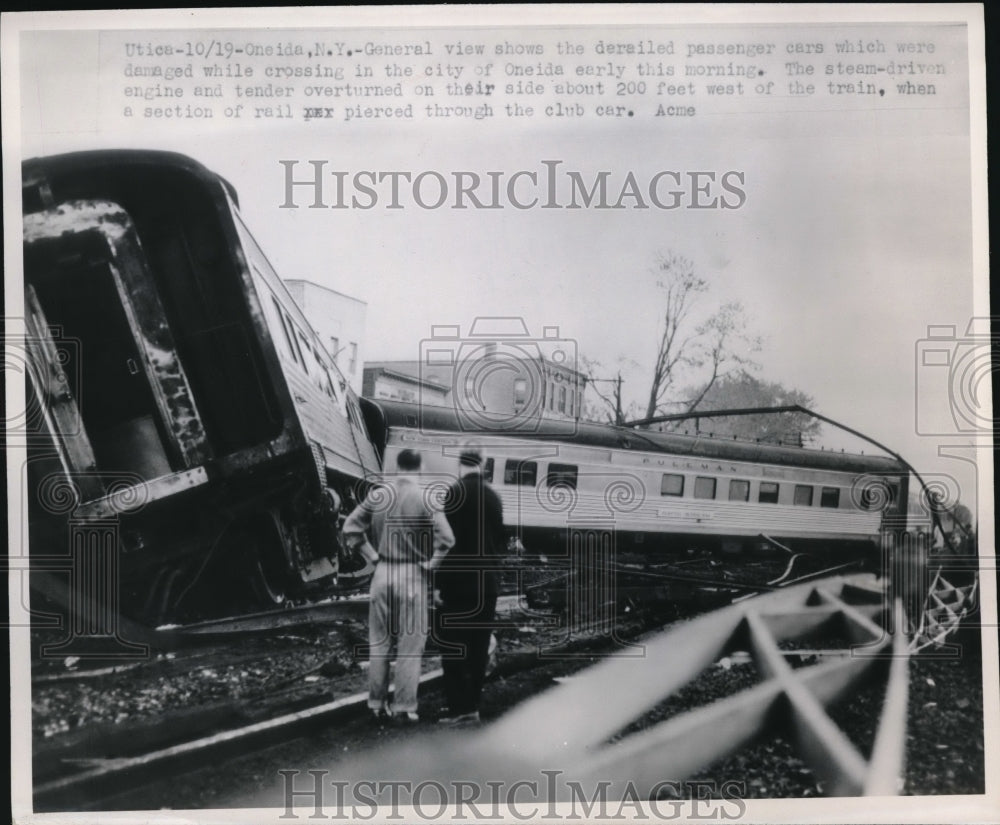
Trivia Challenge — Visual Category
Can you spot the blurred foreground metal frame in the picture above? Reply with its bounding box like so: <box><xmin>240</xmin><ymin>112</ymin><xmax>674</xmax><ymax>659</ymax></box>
<box><xmin>481</xmin><ymin>574</ymin><xmax>909</xmax><ymax>798</ymax></box>
<box><xmin>310</xmin><ymin>574</ymin><xmax>918</xmax><ymax>806</ymax></box>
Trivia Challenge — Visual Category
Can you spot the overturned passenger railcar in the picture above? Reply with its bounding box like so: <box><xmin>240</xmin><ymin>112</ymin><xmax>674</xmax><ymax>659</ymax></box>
<box><xmin>22</xmin><ymin>150</ymin><xmax>379</xmax><ymax>622</ymax></box>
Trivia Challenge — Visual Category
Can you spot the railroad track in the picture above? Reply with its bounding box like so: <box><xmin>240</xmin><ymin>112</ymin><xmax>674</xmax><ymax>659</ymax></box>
<box><xmin>34</xmin><ymin>567</ymin><xmax>980</xmax><ymax>811</ymax></box>
<box><xmin>33</xmin><ymin>668</ymin><xmax>444</xmax><ymax>812</ymax></box>
<box><xmin>247</xmin><ymin>573</ymin><xmax>921</xmax><ymax>809</ymax></box>
<box><xmin>34</xmin><ymin>593</ymin><xmax>534</xmax><ymax>676</ymax></box>
<box><xmin>30</xmin><ymin>550</ymin><xmax>853</xmax><ymax>671</ymax></box>
<box><xmin>31</xmin><ymin>593</ymin><xmax>660</xmax><ymax>812</ymax></box>
<box><xmin>155</xmin><ymin>596</ymin><xmax>372</xmax><ymax>642</ymax></box>
<box><xmin>35</xmin><ymin>575</ymin><xmax>907</xmax><ymax>812</ymax></box>
<box><xmin>160</xmin><ymin>594</ymin><xmax>531</xmax><ymax>642</ymax></box>
<box><xmin>30</xmin><ymin>596</ymin><xmax>374</xmax><ymax>687</ymax></box>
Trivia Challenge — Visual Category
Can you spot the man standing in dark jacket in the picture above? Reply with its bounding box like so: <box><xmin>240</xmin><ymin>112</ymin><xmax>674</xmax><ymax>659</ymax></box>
<box><xmin>435</xmin><ymin>449</ymin><xmax>505</xmax><ymax>725</ymax></box>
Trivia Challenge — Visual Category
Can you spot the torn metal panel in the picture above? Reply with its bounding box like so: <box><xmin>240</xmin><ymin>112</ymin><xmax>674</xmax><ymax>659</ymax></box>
<box><xmin>24</xmin><ymin>200</ymin><xmax>210</xmax><ymax>470</ymax></box>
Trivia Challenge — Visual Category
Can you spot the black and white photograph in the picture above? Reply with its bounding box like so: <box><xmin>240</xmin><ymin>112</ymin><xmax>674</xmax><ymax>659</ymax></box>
<box><xmin>3</xmin><ymin>5</ymin><xmax>997</xmax><ymax>823</ymax></box>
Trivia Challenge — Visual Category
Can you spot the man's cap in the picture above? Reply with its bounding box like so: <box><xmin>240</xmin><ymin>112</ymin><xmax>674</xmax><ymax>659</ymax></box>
<box><xmin>459</xmin><ymin>449</ymin><xmax>483</xmax><ymax>467</ymax></box>
<box><xmin>397</xmin><ymin>449</ymin><xmax>422</xmax><ymax>470</ymax></box>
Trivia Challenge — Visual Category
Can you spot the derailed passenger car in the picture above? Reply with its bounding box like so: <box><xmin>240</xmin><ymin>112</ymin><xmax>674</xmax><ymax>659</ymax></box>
<box><xmin>360</xmin><ymin>398</ymin><xmax>910</xmax><ymax>606</ymax></box>
<box><xmin>22</xmin><ymin>150</ymin><xmax>379</xmax><ymax>622</ymax></box>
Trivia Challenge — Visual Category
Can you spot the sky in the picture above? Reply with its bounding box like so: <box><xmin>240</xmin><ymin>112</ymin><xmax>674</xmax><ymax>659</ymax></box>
<box><xmin>8</xmin><ymin>12</ymin><xmax>990</xmax><ymax>520</ymax></box>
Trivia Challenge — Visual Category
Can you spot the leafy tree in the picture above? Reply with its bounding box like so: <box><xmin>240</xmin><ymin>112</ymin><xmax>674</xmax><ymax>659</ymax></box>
<box><xmin>667</xmin><ymin>372</ymin><xmax>821</xmax><ymax>445</ymax></box>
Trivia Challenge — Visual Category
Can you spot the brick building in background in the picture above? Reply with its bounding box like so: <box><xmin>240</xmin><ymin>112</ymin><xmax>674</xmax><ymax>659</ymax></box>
<box><xmin>363</xmin><ymin>347</ymin><xmax>587</xmax><ymax>423</ymax></box>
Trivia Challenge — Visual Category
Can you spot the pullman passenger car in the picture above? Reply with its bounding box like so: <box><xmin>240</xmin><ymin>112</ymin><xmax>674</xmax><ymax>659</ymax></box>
<box><xmin>361</xmin><ymin>399</ymin><xmax>910</xmax><ymax>571</ymax></box>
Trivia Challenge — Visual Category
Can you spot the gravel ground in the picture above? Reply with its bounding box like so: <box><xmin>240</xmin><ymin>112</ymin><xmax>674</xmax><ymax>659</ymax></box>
<box><xmin>31</xmin><ymin>622</ymin><xmax>369</xmax><ymax>741</ymax></box>
<box><xmin>681</xmin><ymin>640</ymin><xmax>986</xmax><ymax>798</ymax></box>
<box><xmin>29</xmin><ymin>593</ymin><xmax>987</xmax><ymax>809</ymax></box>
<box><xmin>24</xmin><ymin>552</ymin><xmax>819</xmax><ymax>744</ymax></box>
<box><xmin>903</xmin><ymin>651</ymin><xmax>986</xmax><ymax>794</ymax></box>
<box><xmin>98</xmin><ymin>632</ymin><xmax>987</xmax><ymax>812</ymax></box>
<box><xmin>30</xmin><ymin>596</ymin><xmax>676</xmax><ymax>755</ymax></box>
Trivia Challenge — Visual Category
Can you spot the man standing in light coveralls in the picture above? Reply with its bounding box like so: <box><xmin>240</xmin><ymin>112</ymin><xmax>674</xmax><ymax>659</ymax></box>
<box><xmin>343</xmin><ymin>449</ymin><xmax>454</xmax><ymax>722</ymax></box>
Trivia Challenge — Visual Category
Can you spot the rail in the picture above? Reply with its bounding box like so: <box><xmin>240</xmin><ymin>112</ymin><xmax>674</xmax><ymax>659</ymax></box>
<box><xmin>37</xmin><ymin>576</ymin><xmax>920</xmax><ymax>811</ymax></box>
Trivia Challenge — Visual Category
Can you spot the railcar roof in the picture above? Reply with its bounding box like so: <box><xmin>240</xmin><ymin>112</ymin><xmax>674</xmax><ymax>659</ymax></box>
<box><xmin>22</xmin><ymin>149</ymin><xmax>239</xmax><ymax>210</ymax></box>
<box><xmin>365</xmin><ymin>399</ymin><xmax>907</xmax><ymax>475</ymax></box>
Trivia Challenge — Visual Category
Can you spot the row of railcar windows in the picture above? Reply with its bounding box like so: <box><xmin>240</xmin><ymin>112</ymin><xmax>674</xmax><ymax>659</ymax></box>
<box><xmin>658</xmin><ymin>472</ymin><xmax>840</xmax><ymax>508</ymax></box>
<box><xmin>269</xmin><ymin>294</ymin><xmax>338</xmax><ymax>401</ymax></box>
<box><xmin>488</xmin><ymin>459</ymin><xmax>845</xmax><ymax>509</ymax></box>
<box><xmin>493</xmin><ymin>460</ymin><xmax>579</xmax><ymax>489</ymax></box>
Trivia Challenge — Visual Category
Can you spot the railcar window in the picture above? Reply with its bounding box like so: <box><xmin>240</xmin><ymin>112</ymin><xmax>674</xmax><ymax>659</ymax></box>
<box><xmin>296</xmin><ymin>333</ymin><xmax>312</xmax><ymax>373</ymax></box>
<box><xmin>660</xmin><ymin>473</ymin><xmax>684</xmax><ymax>496</ymax></box>
<box><xmin>694</xmin><ymin>476</ymin><xmax>717</xmax><ymax>500</ymax></box>
<box><xmin>346</xmin><ymin>399</ymin><xmax>362</xmax><ymax>429</ymax></box>
<box><xmin>794</xmin><ymin>484</ymin><xmax>814</xmax><ymax>506</ymax></box>
<box><xmin>504</xmin><ymin>459</ymin><xmax>538</xmax><ymax>486</ymax></box>
<box><xmin>284</xmin><ymin>312</ymin><xmax>306</xmax><ymax>366</ymax></box>
<box><xmin>321</xmin><ymin>365</ymin><xmax>337</xmax><ymax>399</ymax></box>
<box><xmin>728</xmin><ymin>479</ymin><xmax>750</xmax><ymax>502</ymax></box>
<box><xmin>546</xmin><ymin>463</ymin><xmax>578</xmax><ymax>489</ymax></box>
<box><xmin>759</xmin><ymin>482</ymin><xmax>780</xmax><ymax>504</ymax></box>
<box><xmin>820</xmin><ymin>486</ymin><xmax>841</xmax><ymax>508</ymax></box>
<box><xmin>860</xmin><ymin>480</ymin><xmax>897</xmax><ymax>511</ymax></box>
<box><xmin>483</xmin><ymin>457</ymin><xmax>494</xmax><ymax>483</ymax></box>
<box><xmin>271</xmin><ymin>298</ymin><xmax>298</xmax><ymax>362</ymax></box>
<box><xmin>309</xmin><ymin>348</ymin><xmax>325</xmax><ymax>383</ymax></box>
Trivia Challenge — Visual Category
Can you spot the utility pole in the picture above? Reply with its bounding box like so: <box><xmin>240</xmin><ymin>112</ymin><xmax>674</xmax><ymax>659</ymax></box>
<box><xmin>613</xmin><ymin>372</ymin><xmax>623</xmax><ymax>426</ymax></box>
<box><xmin>590</xmin><ymin>374</ymin><xmax>625</xmax><ymax>426</ymax></box>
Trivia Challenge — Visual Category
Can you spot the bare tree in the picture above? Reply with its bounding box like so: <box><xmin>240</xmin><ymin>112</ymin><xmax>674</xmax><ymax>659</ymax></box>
<box><xmin>580</xmin><ymin>354</ymin><xmax>638</xmax><ymax>425</ymax></box>
<box><xmin>642</xmin><ymin>252</ymin><xmax>760</xmax><ymax>421</ymax></box>
<box><xmin>643</xmin><ymin>253</ymin><xmax>705</xmax><ymax>421</ymax></box>
<box><xmin>680</xmin><ymin>300</ymin><xmax>762</xmax><ymax>416</ymax></box>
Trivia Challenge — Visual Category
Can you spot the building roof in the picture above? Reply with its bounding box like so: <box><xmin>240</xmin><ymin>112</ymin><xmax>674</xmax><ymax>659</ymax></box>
<box><xmin>284</xmin><ymin>278</ymin><xmax>368</xmax><ymax>306</ymax></box>
<box><xmin>366</xmin><ymin>366</ymin><xmax>450</xmax><ymax>392</ymax></box>
<box><xmin>365</xmin><ymin>356</ymin><xmax>586</xmax><ymax>384</ymax></box>
<box><xmin>363</xmin><ymin>398</ymin><xmax>907</xmax><ymax>475</ymax></box>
